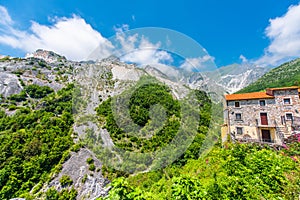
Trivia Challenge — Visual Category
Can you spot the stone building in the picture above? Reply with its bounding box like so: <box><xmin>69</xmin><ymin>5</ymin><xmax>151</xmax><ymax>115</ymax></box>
<box><xmin>222</xmin><ymin>86</ymin><xmax>300</xmax><ymax>145</ymax></box>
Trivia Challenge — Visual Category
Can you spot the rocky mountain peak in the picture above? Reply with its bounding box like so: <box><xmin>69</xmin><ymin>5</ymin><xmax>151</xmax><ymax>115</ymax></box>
<box><xmin>25</xmin><ymin>49</ymin><xmax>67</xmax><ymax>63</ymax></box>
<box><xmin>203</xmin><ymin>63</ymin><xmax>271</xmax><ymax>94</ymax></box>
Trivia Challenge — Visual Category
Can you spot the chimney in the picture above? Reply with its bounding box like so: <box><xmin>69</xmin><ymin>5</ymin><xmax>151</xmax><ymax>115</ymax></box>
<box><xmin>266</xmin><ymin>88</ymin><xmax>273</xmax><ymax>96</ymax></box>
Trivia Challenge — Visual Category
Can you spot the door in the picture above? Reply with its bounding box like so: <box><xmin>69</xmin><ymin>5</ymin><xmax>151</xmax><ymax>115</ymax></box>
<box><xmin>261</xmin><ymin>130</ymin><xmax>271</xmax><ymax>142</ymax></box>
<box><xmin>260</xmin><ymin>113</ymin><xmax>268</xmax><ymax>125</ymax></box>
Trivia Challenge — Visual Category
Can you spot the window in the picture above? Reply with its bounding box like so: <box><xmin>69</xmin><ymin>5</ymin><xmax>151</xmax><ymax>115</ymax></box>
<box><xmin>235</xmin><ymin>113</ymin><xmax>242</xmax><ymax>120</ymax></box>
<box><xmin>284</xmin><ymin>98</ymin><xmax>291</xmax><ymax>105</ymax></box>
<box><xmin>235</xmin><ymin>101</ymin><xmax>240</xmax><ymax>108</ymax></box>
<box><xmin>236</xmin><ymin>127</ymin><xmax>243</xmax><ymax>135</ymax></box>
<box><xmin>286</xmin><ymin>113</ymin><xmax>293</xmax><ymax>121</ymax></box>
<box><xmin>259</xmin><ymin>100</ymin><xmax>266</xmax><ymax>106</ymax></box>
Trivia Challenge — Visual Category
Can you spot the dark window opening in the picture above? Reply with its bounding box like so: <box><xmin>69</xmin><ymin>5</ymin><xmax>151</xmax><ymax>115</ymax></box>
<box><xmin>259</xmin><ymin>100</ymin><xmax>266</xmax><ymax>106</ymax></box>
<box><xmin>284</xmin><ymin>98</ymin><xmax>291</xmax><ymax>105</ymax></box>
<box><xmin>286</xmin><ymin>113</ymin><xmax>293</xmax><ymax>121</ymax></box>
<box><xmin>236</xmin><ymin>127</ymin><xmax>243</xmax><ymax>135</ymax></box>
<box><xmin>236</xmin><ymin>113</ymin><xmax>242</xmax><ymax>120</ymax></box>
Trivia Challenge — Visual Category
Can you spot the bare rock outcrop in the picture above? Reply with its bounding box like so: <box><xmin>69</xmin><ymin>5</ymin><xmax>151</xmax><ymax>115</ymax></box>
<box><xmin>44</xmin><ymin>148</ymin><xmax>110</xmax><ymax>200</ymax></box>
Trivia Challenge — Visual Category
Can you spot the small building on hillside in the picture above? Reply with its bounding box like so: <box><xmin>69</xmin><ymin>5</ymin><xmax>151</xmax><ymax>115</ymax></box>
<box><xmin>222</xmin><ymin>86</ymin><xmax>300</xmax><ymax>145</ymax></box>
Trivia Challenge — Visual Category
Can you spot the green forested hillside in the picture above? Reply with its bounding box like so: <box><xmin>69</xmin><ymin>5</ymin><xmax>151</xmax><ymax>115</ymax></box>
<box><xmin>0</xmin><ymin>84</ymin><xmax>77</xmax><ymax>199</ymax></box>
<box><xmin>237</xmin><ymin>58</ymin><xmax>300</xmax><ymax>93</ymax></box>
<box><xmin>92</xmin><ymin>76</ymin><xmax>215</xmax><ymax>177</ymax></box>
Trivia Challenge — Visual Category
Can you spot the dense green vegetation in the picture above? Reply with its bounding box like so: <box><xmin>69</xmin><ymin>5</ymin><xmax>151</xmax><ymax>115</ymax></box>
<box><xmin>24</xmin><ymin>84</ymin><xmax>54</xmax><ymax>99</ymax></box>
<box><xmin>7</xmin><ymin>84</ymin><xmax>54</xmax><ymax>103</ymax></box>
<box><xmin>45</xmin><ymin>187</ymin><xmax>78</xmax><ymax>200</ymax></box>
<box><xmin>96</xmin><ymin>82</ymin><xmax>181</xmax><ymax>153</ymax></box>
<box><xmin>60</xmin><ymin>175</ymin><xmax>73</xmax><ymax>187</ymax></box>
<box><xmin>91</xmin><ymin>76</ymin><xmax>218</xmax><ymax>182</ymax></box>
<box><xmin>100</xmin><ymin>143</ymin><xmax>300</xmax><ymax>199</ymax></box>
<box><xmin>237</xmin><ymin>58</ymin><xmax>300</xmax><ymax>93</ymax></box>
<box><xmin>0</xmin><ymin>84</ymin><xmax>74</xmax><ymax>199</ymax></box>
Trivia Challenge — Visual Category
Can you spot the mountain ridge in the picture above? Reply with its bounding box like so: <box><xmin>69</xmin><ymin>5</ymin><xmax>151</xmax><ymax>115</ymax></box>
<box><xmin>237</xmin><ymin>57</ymin><xmax>300</xmax><ymax>93</ymax></box>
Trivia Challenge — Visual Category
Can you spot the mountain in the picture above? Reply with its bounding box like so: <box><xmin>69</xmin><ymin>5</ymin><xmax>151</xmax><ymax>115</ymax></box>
<box><xmin>237</xmin><ymin>58</ymin><xmax>300</xmax><ymax>93</ymax></box>
<box><xmin>0</xmin><ymin>50</ymin><xmax>213</xmax><ymax>199</ymax></box>
<box><xmin>203</xmin><ymin>63</ymin><xmax>271</xmax><ymax>94</ymax></box>
<box><xmin>0</xmin><ymin>52</ymin><xmax>111</xmax><ymax>199</ymax></box>
<box><xmin>140</xmin><ymin>62</ymin><xmax>270</xmax><ymax>94</ymax></box>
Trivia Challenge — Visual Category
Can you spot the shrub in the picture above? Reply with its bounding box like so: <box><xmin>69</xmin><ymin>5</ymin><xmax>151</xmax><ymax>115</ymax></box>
<box><xmin>89</xmin><ymin>164</ymin><xmax>96</xmax><ymax>171</ymax></box>
<box><xmin>25</xmin><ymin>84</ymin><xmax>54</xmax><ymax>99</ymax></box>
<box><xmin>86</xmin><ymin>157</ymin><xmax>94</xmax><ymax>164</ymax></box>
<box><xmin>60</xmin><ymin>175</ymin><xmax>73</xmax><ymax>187</ymax></box>
<box><xmin>82</xmin><ymin>174</ymin><xmax>88</xmax><ymax>183</ymax></box>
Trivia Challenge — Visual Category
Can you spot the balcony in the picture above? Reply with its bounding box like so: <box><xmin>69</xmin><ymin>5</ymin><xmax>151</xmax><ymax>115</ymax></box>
<box><xmin>292</xmin><ymin>116</ymin><xmax>300</xmax><ymax>131</ymax></box>
<box><xmin>255</xmin><ymin>119</ymin><xmax>276</xmax><ymax>128</ymax></box>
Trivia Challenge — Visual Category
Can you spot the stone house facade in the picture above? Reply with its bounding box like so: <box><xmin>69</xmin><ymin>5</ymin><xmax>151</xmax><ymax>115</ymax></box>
<box><xmin>222</xmin><ymin>86</ymin><xmax>300</xmax><ymax>145</ymax></box>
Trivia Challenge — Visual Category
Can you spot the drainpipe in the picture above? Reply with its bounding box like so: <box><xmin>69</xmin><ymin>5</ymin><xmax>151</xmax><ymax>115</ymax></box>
<box><xmin>227</xmin><ymin>107</ymin><xmax>231</xmax><ymax>142</ymax></box>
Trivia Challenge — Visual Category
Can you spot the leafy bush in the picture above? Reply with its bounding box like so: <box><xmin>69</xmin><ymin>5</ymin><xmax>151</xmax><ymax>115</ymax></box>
<box><xmin>59</xmin><ymin>175</ymin><xmax>73</xmax><ymax>187</ymax></box>
<box><xmin>8</xmin><ymin>91</ymin><xmax>27</xmax><ymax>102</ymax></box>
<box><xmin>81</xmin><ymin>174</ymin><xmax>88</xmax><ymax>183</ymax></box>
<box><xmin>86</xmin><ymin>157</ymin><xmax>94</xmax><ymax>164</ymax></box>
<box><xmin>45</xmin><ymin>187</ymin><xmax>77</xmax><ymax>200</ymax></box>
<box><xmin>89</xmin><ymin>164</ymin><xmax>96</xmax><ymax>171</ymax></box>
<box><xmin>24</xmin><ymin>84</ymin><xmax>54</xmax><ymax>99</ymax></box>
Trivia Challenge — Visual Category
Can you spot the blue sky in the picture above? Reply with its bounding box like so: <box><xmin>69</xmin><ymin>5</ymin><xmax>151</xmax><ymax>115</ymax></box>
<box><xmin>0</xmin><ymin>0</ymin><xmax>300</xmax><ymax>68</ymax></box>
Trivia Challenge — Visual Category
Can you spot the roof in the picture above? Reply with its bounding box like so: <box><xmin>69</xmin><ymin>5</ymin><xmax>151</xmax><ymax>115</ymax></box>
<box><xmin>267</xmin><ymin>86</ymin><xmax>299</xmax><ymax>91</ymax></box>
<box><xmin>225</xmin><ymin>92</ymin><xmax>274</xmax><ymax>101</ymax></box>
<box><xmin>225</xmin><ymin>86</ymin><xmax>300</xmax><ymax>101</ymax></box>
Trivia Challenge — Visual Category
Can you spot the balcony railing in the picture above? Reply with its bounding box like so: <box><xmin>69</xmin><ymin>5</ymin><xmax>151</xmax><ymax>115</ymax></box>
<box><xmin>254</xmin><ymin>116</ymin><xmax>300</xmax><ymax>128</ymax></box>
<box><xmin>255</xmin><ymin>119</ymin><xmax>276</xmax><ymax>127</ymax></box>
<box><xmin>292</xmin><ymin>116</ymin><xmax>300</xmax><ymax>125</ymax></box>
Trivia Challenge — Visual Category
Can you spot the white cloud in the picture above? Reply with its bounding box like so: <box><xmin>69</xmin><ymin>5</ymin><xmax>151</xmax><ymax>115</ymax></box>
<box><xmin>0</xmin><ymin>7</ymin><xmax>112</xmax><ymax>61</ymax></box>
<box><xmin>0</xmin><ymin>7</ymin><xmax>173</xmax><ymax>64</ymax></box>
<box><xmin>180</xmin><ymin>55</ymin><xmax>215</xmax><ymax>72</ymax></box>
<box><xmin>239</xmin><ymin>55</ymin><xmax>248</xmax><ymax>63</ymax></box>
<box><xmin>256</xmin><ymin>3</ymin><xmax>300</xmax><ymax>66</ymax></box>
<box><xmin>113</xmin><ymin>26</ymin><xmax>174</xmax><ymax>65</ymax></box>
<box><xmin>0</xmin><ymin>6</ymin><xmax>12</xmax><ymax>26</ymax></box>
<box><xmin>120</xmin><ymin>36</ymin><xmax>171</xmax><ymax>64</ymax></box>
<box><xmin>131</xmin><ymin>15</ymin><xmax>136</xmax><ymax>21</ymax></box>
<box><xmin>121</xmin><ymin>48</ymin><xmax>173</xmax><ymax>65</ymax></box>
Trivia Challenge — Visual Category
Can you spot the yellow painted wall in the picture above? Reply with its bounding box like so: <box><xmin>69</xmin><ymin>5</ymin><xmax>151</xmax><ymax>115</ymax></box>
<box><xmin>229</xmin><ymin>125</ymin><xmax>280</xmax><ymax>144</ymax></box>
<box><xmin>221</xmin><ymin>125</ymin><xmax>228</xmax><ymax>142</ymax></box>
<box><xmin>229</xmin><ymin>126</ymin><xmax>258</xmax><ymax>139</ymax></box>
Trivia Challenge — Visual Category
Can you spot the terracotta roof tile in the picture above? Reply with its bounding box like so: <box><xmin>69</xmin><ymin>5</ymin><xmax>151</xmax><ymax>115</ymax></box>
<box><xmin>225</xmin><ymin>92</ymin><xmax>274</xmax><ymax>101</ymax></box>
<box><xmin>267</xmin><ymin>86</ymin><xmax>299</xmax><ymax>91</ymax></box>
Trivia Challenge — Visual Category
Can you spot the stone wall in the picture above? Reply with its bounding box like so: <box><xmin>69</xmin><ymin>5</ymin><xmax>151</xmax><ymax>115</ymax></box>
<box><xmin>225</xmin><ymin>88</ymin><xmax>300</xmax><ymax>143</ymax></box>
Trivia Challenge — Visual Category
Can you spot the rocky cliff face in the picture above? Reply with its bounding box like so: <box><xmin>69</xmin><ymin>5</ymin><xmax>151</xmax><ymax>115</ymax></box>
<box><xmin>41</xmin><ymin>148</ymin><xmax>110</xmax><ymax>200</ymax></box>
<box><xmin>203</xmin><ymin>63</ymin><xmax>270</xmax><ymax>94</ymax></box>
<box><xmin>25</xmin><ymin>49</ymin><xmax>67</xmax><ymax>63</ymax></box>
